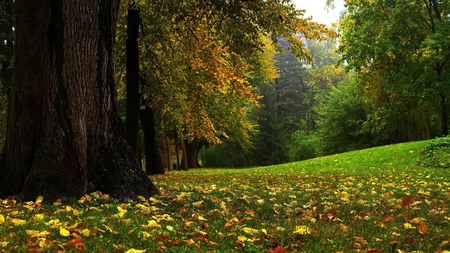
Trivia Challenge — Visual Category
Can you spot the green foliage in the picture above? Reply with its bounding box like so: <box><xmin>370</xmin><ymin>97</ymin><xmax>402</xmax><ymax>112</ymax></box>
<box><xmin>315</xmin><ymin>75</ymin><xmax>373</xmax><ymax>156</ymax></box>
<box><xmin>288</xmin><ymin>130</ymin><xmax>316</xmax><ymax>162</ymax></box>
<box><xmin>249</xmin><ymin>84</ymin><xmax>290</xmax><ymax>166</ymax></box>
<box><xmin>338</xmin><ymin>0</ymin><xmax>450</xmax><ymax>139</ymax></box>
<box><xmin>201</xmin><ymin>143</ymin><xmax>247</xmax><ymax>168</ymax></box>
<box><xmin>420</xmin><ymin>136</ymin><xmax>450</xmax><ymax>168</ymax></box>
<box><xmin>1</xmin><ymin>141</ymin><xmax>449</xmax><ymax>252</ymax></box>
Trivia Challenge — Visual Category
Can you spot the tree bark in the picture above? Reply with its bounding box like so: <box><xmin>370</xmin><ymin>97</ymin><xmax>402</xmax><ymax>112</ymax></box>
<box><xmin>181</xmin><ymin>139</ymin><xmax>189</xmax><ymax>170</ymax></box>
<box><xmin>125</xmin><ymin>2</ymin><xmax>141</xmax><ymax>160</ymax></box>
<box><xmin>140</xmin><ymin>106</ymin><xmax>165</xmax><ymax>175</ymax></box>
<box><xmin>185</xmin><ymin>139</ymin><xmax>201</xmax><ymax>168</ymax></box>
<box><xmin>440</xmin><ymin>93</ymin><xmax>448</xmax><ymax>136</ymax></box>
<box><xmin>0</xmin><ymin>0</ymin><xmax>158</xmax><ymax>202</ymax></box>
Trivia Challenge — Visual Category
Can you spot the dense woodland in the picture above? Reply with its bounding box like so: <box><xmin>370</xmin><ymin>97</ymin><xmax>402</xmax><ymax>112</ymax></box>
<box><xmin>0</xmin><ymin>0</ymin><xmax>449</xmax><ymax>200</ymax></box>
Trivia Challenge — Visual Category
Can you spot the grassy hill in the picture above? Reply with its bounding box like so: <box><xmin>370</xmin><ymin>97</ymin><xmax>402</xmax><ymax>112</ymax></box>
<box><xmin>1</xmin><ymin>140</ymin><xmax>450</xmax><ymax>252</ymax></box>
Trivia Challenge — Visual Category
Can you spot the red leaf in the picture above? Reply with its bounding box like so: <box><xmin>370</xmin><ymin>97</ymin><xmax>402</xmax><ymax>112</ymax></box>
<box><xmin>402</xmin><ymin>196</ymin><xmax>413</xmax><ymax>207</ymax></box>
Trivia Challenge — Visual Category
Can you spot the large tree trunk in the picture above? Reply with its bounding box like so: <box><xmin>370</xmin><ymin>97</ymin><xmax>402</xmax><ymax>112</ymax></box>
<box><xmin>125</xmin><ymin>2</ymin><xmax>141</xmax><ymax>160</ymax></box>
<box><xmin>0</xmin><ymin>0</ymin><xmax>158</xmax><ymax>202</ymax></box>
<box><xmin>185</xmin><ymin>139</ymin><xmax>201</xmax><ymax>168</ymax></box>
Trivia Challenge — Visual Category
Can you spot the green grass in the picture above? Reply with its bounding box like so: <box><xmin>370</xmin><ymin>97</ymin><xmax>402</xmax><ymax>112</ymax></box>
<box><xmin>1</xmin><ymin>140</ymin><xmax>450</xmax><ymax>252</ymax></box>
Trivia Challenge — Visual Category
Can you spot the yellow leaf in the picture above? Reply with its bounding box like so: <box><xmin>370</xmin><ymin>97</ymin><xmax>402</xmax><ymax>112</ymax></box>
<box><xmin>293</xmin><ymin>225</ymin><xmax>311</xmax><ymax>235</ymax></box>
<box><xmin>35</xmin><ymin>195</ymin><xmax>44</xmax><ymax>204</ymax></box>
<box><xmin>185</xmin><ymin>239</ymin><xmax>195</xmax><ymax>245</ymax></box>
<box><xmin>194</xmin><ymin>228</ymin><xmax>208</xmax><ymax>235</ymax></box>
<box><xmin>117</xmin><ymin>206</ymin><xmax>127</xmax><ymax>217</ymax></box>
<box><xmin>103</xmin><ymin>225</ymin><xmax>119</xmax><ymax>234</ymax></box>
<box><xmin>242</xmin><ymin>227</ymin><xmax>259</xmax><ymax>235</ymax></box>
<box><xmin>26</xmin><ymin>230</ymin><xmax>50</xmax><ymax>238</ymax></box>
<box><xmin>140</xmin><ymin>220</ymin><xmax>161</xmax><ymax>228</ymax></box>
<box><xmin>46</xmin><ymin>219</ymin><xmax>62</xmax><ymax>227</ymax></box>
<box><xmin>403</xmin><ymin>223</ymin><xmax>416</xmax><ymax>229</ymax></box>
<box><xmin>166</xmin><ymin>226</ymin><xmax>174</xmax><ymax>232</ymax></box>
<box><xmin>59</xmin><ymin>227</ymin><xmax>71</xmax><ymax>237</ymax></box>
<box><xmin>25</xmin><ymin>230</ymin><xmax>40</xmax><ymax>238</ymax></box>
<box><xmin>0</xmin><ymin>214</ymin><xmax>5</xmax><ymax>224</ymax></box>
<box><xmin>230</xmin><ymin>217</ymin><xmax>239</xmax><ymax>223</ymax></box>
<box><xmin>141</xmin><ymin>231</ymin><xmax>152</xmax><ymax>239</ymax></box>
<box><xmin>196</xmin><ymin>215</ymin><xmax>208</xmax><ymax>221</ymax></box>
<box><xmin>80</xmin><ymin>229</ymin><xmax>91</xmax><ymax>237</ymax></box>
<box><xmin>34</xmin><ymin>213</ymin><xmax>45</xmax><ymax>221</ymax></box>
<box><xmin>125</xmin><ymin>249</ymin><xmax>146</xmax><ymax>253</ymax></box>
<box><xmin>37</xmin><ymin>238</ymin><xmax>47</xmax><ymax>248</ymax></box>
<box><xmin>261</xmin><ymin>228</ymin><xmax>268</xmax><ymax>236</ymax></box>
<box><xmin>237</xmin><ymin>235</ymin><xmax>249</xmax><ymax>242</ymax></box>
<box><xmin>10</xmin><ymin>218</ymin><xmax>26</xmax><ymax>226</ymax></box>
<box><xmin>410</xmin><ymin>217</ymin><xmax>426</xmax><ymax>224</ymax></box>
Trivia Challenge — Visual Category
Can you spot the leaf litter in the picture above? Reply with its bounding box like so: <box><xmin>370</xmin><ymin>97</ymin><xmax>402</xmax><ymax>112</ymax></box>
<box><xmin>0</xmin><ymin>143</ymin><xmax>450</xmax><ymax>252</ymax></box>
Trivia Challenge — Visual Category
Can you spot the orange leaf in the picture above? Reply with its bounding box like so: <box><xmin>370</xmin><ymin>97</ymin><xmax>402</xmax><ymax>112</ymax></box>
<box><xmin>224</xmin><ymin>221</ymin><xmax>233</xmax><ymax>229</ymax></box>
<box><xmin>245</xmin><ymin>209</ymin><xmax>255</xmax><ymax>217</ymax></box>
<box><xmin>382</xmin><ymin>215</ymin><xmax>395</xmax><ymax>223</ymax></box>
<box><xmin>402</xmin><ymin>196</ymin><xmax>413</xmax><ymax>207</ymax></box>
<box><xmin>417</xmin><ymin>223</ymin><xmax>429</xmax><ymax>234</ymax></box>
<box><xmin>267</xmin><ymin>246</ymin><xmax>287</xmax><ymax>253</ymax></box>
<box><xmin>66</xmin><ymin>237</ymin><xmax>84</xmax><ymax>250</ymax></box>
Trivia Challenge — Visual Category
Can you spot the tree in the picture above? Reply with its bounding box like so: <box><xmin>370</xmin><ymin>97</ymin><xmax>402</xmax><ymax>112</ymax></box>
<box><xmin>315</xmin><ymin>76</ymin><xmax>372</xmax><ymax>155</ymax></box>
<box><xmin>0</xmin><ymin>0</ymin><xmax>158</xmax><ymax>202</ymax></box>
<box><xmin>339</xmin><ymin>0</ymin><xmax>450</xmax><ymax>141</ymax></box>
<box><xmin>113</xmin><ymin>0</ymin><xmax>331</xmax><ymax>169</ymax></box>
<box><xmin>0</xmin><ymin>0</ymin><xmax>14</xmax><ymax>148</ymax></box>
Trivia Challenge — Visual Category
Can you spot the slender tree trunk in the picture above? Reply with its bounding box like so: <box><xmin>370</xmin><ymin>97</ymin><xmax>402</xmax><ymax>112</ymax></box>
<box><xmin>0</xmin><ymin>0</ymin><xmax>158</xmax><ymax>202</ymax></box>
<box><xmin>139</xmin><ymin>106</ymin><xmax>165</xmax><ymax>175</ymax></box>
<box><xmin>440</xmin><ymin>93</ymin><xmax>448</xmax><ymax>136</ymax></box>
<box><xmin>174</xmin><ymin>133</ymin><xmax>180</xmax><ymax>170</ymax></box>
<box><xmin>166</xmin><ymin>134</ymin><xmax>171</xmax><ymax>171</ymax></box>
<box><xmin>125</xmin><ymin>2</ymin><xmax>141</xmax><ymax>160</ymax></box>
<box><xmin>181</xmin><ymin>139</ymin><xmax>189</xmax><ymax>170</ymax></box>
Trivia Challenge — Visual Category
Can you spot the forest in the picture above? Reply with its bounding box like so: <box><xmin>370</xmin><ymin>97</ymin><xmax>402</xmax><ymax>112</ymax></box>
<box><xmin>0</xmin><ymin>0</ymin><xmax>449</xmax><ymax>197</ymax></box>
<box><xmin>0</xmin><ymin>1</ymin><xmax>449</xmax><ymax>252</ymax></box>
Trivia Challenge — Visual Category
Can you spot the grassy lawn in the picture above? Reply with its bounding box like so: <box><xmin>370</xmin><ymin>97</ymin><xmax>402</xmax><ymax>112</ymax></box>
<box><xmin>1</xmin><ymin>140</ymin><xmax>450</xmax><ymax>252</ymax></box>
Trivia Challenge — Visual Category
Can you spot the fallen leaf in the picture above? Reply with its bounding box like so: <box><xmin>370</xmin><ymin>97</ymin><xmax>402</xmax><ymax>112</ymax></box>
<box><xmin>35</xmin><ymin>195</ymin><xmax>44</xmax><ymax>205</ymax></box>
<box><xmin>402</xmin><ymin>196</ymin><xmax>413</xmax><ymax>207</ymax></box>
<box><xmin>10</xmin><ymin>218</ymin><xmax>26</xmax><ymax>226</ymax></box>
<box><xmin>382</xmin><ymin>215</ymin><xmax>395</xmax><ymax>223</ymax></box>
<box><xmin>242</xmin><ymin>227</ymin><xmax>260</xmax><ymax>235</ymax></box>
<box><xmin>410</xmin><ymin>217</ymin><xmax>426</xmax><ymax>224</ymax></box>
<box><xmin>293</xmin><ymin>225</ymin><xmax>311</xmax><ymax>235</ymax></box>
<box><xmin>59</xmin><ymin>227</ymin><xmax>71</xmax><ymax>237</ymax></box>
<box><xmin>417</xmin><ymin>223</ymin><xmax>428</xmax><ymax>234</ymax></box>
<box><xmin>403</xmin><ymin>223</ymin><xmax>416</xmax><ymax>229</ymax></box>
<box><xmin>125</xmin><ymin>249</ymin><xmax>146</xmax><ymax>253</ymax></box>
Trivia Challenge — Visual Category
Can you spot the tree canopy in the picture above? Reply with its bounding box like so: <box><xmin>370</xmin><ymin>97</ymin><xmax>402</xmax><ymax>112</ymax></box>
<box><xmin>115</xmin><ymin>0</ymin><xmax>333</xmax><ymax>147</ymax></box>
<box><xmin>339</xmin><ymin>0</ymin><xmax>450</xmax><ymax>140</ymax></box>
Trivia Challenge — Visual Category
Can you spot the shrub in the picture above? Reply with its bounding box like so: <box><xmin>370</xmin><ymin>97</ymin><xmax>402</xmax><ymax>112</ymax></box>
<box><xmin>419</xmin><ymin>135</ymin><xmax>450</xmax><ymax>168</ymax></box>
<box><xmin>288</xmin><ymin>130</ymin><xmax>317</xmax><ymax>162</ymax></box>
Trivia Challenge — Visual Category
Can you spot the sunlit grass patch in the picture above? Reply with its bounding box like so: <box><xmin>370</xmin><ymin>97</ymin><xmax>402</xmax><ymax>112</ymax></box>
<box><xmin>0</xmin><ymin>140</ymin><xmax>449</xmax><ymax>252</ymax></box>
